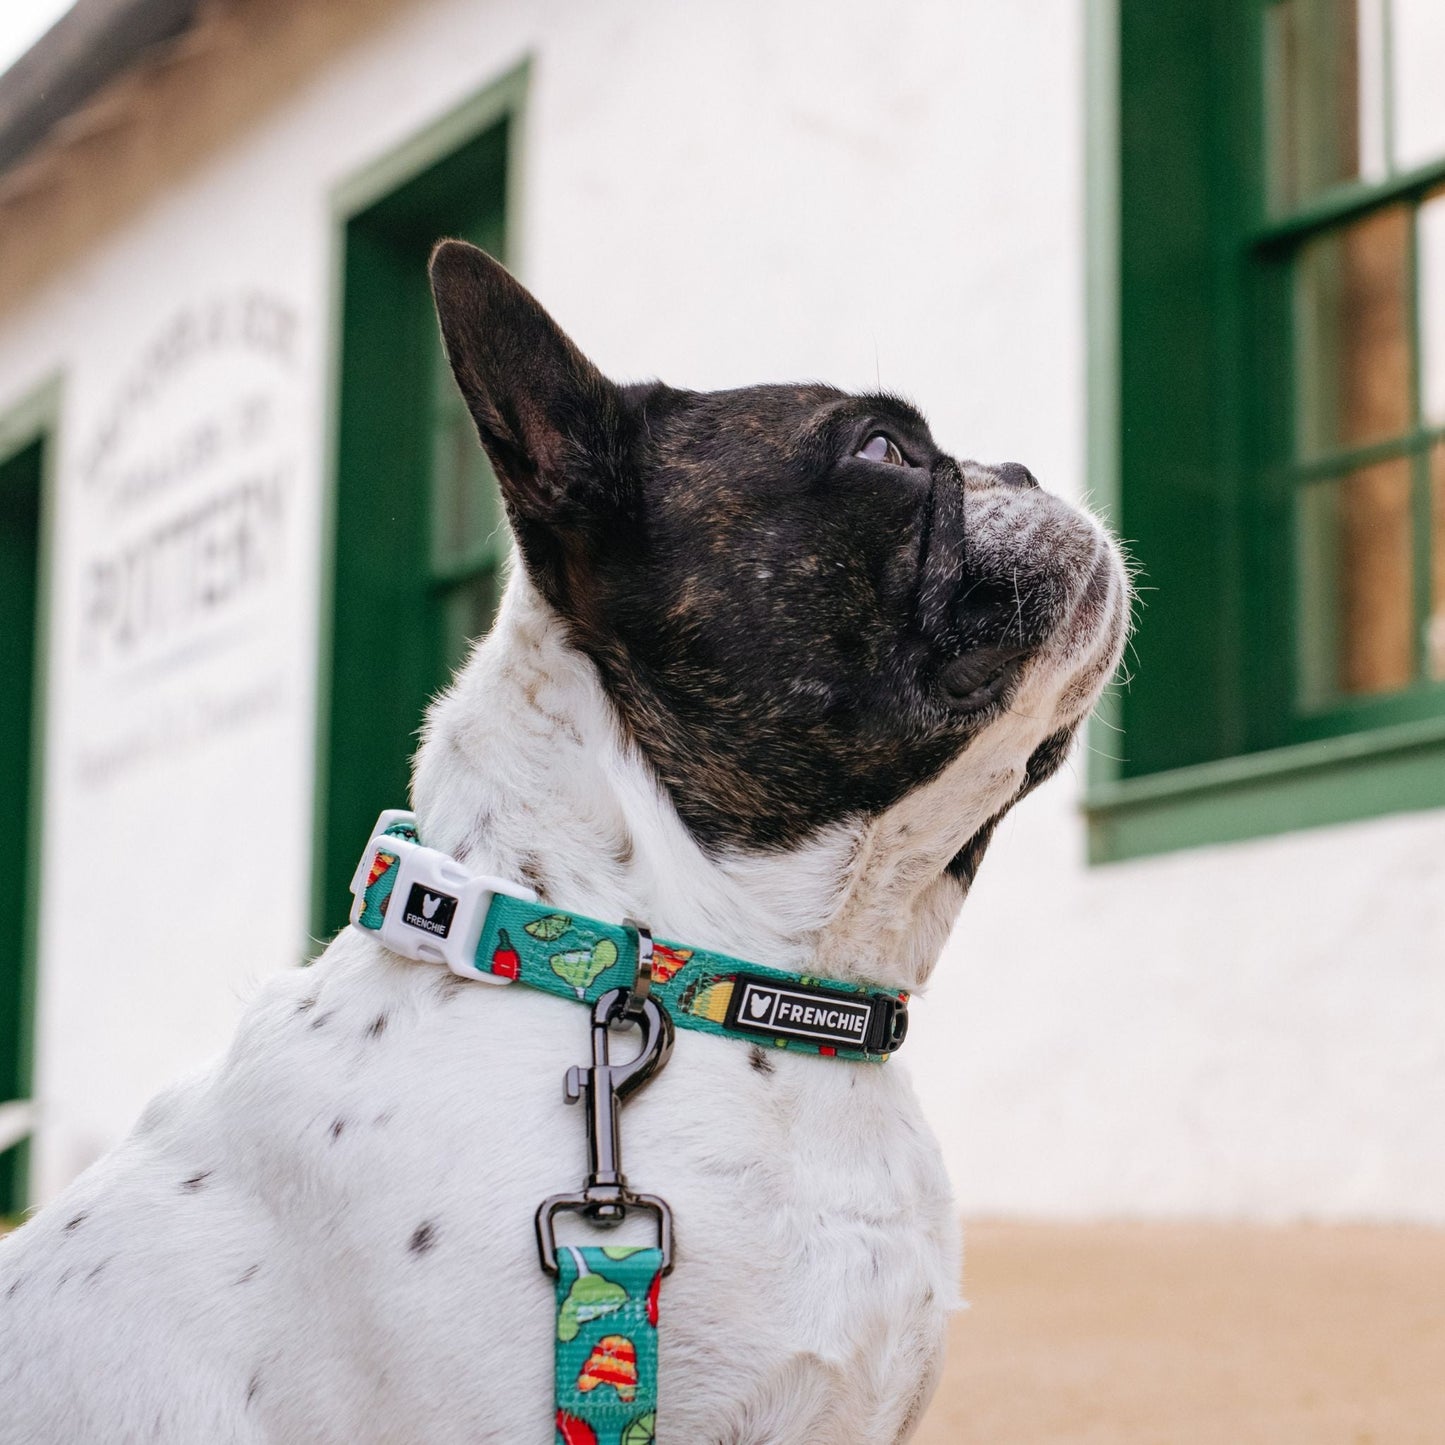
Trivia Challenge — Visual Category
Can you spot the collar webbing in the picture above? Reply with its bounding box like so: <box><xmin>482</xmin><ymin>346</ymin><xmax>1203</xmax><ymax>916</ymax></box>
<box><xmin>349</xmin><ymin>811</ymin><xmax>908</xmax><ymax>1063</ymax></box>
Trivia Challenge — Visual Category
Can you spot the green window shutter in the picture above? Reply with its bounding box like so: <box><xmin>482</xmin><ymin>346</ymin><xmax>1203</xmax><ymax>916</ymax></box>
<box><xmin>1089</xmin><ymin>0</ymin><xmax>1445</xmax><ymax>861</ymax></box>
<box><xmin>0</xmin><ymin>409</ymin><xmax>51</xmax><ymax>1216</ymax></box>
<box><xmin>315</xmin><ymin>94</ymin><xmax>519</xmax><ymax>941</ymax></box>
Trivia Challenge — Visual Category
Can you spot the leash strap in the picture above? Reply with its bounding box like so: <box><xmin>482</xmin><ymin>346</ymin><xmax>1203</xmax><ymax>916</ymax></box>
<box><xmin>553</xmin><ymin>1245</ymin><xmax>663</xmax><ymax>1445</ymax></box>
<box><xmin>351</xmin><ymin>811</ymin><xmax>909</xmax><ymax>1062</ymax></box>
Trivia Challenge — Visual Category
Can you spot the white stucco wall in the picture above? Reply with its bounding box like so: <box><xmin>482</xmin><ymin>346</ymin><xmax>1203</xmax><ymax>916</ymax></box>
<box><xmin>0</xmin><ymin>0</ymin><xmax>1440</xmax><ymax>1219</ymax></box>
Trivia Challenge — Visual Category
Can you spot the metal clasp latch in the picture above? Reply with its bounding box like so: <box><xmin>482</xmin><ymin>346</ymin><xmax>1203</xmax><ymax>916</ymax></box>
<box><xmin>535</xmin><ymin>986</ymin><xmax>676</xmax><ymax>1276</ymax></box>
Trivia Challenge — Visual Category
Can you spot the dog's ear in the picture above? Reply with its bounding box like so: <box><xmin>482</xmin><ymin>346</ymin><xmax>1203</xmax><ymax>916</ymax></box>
<box><xmin>428</xmin><ymin>240</ymin><xmax>628</xmax><ymax>539</ymax></box>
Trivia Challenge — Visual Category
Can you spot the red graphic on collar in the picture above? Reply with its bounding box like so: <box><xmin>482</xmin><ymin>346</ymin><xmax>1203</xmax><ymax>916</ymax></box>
<box><xmin>650</xmin><ymin>944</ymin><xmax>693</xmax><ymax>984</ymax></box>
<box><xmin>490</xmin><ymin>929</ymin><xmax>521</xmax><ymax>980</ymax></box>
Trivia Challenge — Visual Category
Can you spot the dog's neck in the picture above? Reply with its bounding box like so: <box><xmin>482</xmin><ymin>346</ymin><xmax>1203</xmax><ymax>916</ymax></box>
<box><xmin>410</xmin><ymin>573</ymin><xmax>1026</xmax><ymax>993</ymax></box>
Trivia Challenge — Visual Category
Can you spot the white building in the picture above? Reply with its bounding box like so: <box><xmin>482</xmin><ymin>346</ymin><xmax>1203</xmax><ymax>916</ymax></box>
<box><xmin>1</xmin><ymin>0</ymin><xmax>1442</xmax><ymax>1224</ymax></box>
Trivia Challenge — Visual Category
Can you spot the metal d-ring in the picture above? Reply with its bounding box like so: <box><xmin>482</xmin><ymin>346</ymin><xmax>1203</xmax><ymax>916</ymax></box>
<box><xmin>622</xmin><ymin>918</ymin><xmax>654</xmax><ymax>1016</ymax></box>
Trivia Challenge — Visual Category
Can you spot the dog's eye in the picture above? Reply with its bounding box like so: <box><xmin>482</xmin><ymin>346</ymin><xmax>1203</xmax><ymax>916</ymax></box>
<box><xmin>855</xmin><ymin>433</ymin><xmax>905</xmax><ymax>466</ymax></box>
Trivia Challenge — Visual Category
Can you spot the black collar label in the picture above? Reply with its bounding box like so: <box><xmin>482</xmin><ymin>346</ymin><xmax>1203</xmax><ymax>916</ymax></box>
<box><xmin>402</xmin><ymin>882</ymin><xmax>458</xmax><ymax>938</ymax></box>
<box><xmin>724</xmin><ymin>975</ymin><xmax>874</xmax><ymax>1051</ymax></box>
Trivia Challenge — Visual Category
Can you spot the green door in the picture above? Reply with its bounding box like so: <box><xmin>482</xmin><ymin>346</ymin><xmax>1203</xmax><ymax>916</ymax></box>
<box><xmin>316</xmin><ymin>116</ymin><xmax>512</xmax><ymax>940</ymax></box>
<box><xmin>0</xmin><ymin>435</ymin><xmax>44</xmax><ymax>1214</ymax></box>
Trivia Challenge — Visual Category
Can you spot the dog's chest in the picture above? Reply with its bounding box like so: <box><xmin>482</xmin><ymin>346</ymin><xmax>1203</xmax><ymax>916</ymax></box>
<box><xmin>213</xmin><ymin>949</ymin><xmax>958</xmax><ymax>1441</ymax></box>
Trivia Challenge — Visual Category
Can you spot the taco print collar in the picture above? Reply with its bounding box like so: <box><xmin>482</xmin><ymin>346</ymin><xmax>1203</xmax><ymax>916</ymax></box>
<box><xmin>349</xmin><ymin>809</ymin><xmax>909</xmax><ymax>1063</ymax></box>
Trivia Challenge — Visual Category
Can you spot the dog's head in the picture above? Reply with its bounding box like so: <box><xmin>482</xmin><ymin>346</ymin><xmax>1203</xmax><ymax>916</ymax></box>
<box><xmin>429</xmin><ymin>242</ymin><xmax>1128</xmax><ymax>888</ymax></box>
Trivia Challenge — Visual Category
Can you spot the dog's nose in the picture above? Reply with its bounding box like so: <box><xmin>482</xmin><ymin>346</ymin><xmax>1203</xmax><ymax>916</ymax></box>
<box><xmin>993</xmin><ymin>462</ymin><xmax>1040</xmax><ymax>490</ymax></box>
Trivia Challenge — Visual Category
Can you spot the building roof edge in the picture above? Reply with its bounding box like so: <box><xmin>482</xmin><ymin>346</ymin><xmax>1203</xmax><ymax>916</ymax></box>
<box><xmin>0</xmin><ymin>0</ymin><xmax>206</xmax><ymax>178</ymax></box>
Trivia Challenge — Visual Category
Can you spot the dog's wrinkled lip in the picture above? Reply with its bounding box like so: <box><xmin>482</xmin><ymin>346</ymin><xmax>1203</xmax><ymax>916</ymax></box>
<box><xmin>936</xmin><ymin>644</ymin><xmax>1033</xmax><ymax>713</ymax></box>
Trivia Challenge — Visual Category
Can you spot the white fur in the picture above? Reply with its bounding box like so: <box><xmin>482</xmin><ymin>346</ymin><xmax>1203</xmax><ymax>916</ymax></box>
<box><xmin>0</xmin><ymin>491</ymin><xmax>1127</xmax><ymax>1443</ymax></box>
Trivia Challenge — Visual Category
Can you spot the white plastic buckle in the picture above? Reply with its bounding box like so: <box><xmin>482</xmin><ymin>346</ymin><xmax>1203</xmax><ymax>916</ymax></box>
<box><xmin>349</xmin><ymin>809</ymin><xmax>538</xmax><ymax>984</ymax></box>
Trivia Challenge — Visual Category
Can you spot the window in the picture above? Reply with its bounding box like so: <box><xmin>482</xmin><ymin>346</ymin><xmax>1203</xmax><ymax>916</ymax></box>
<box><xmin>0</xmin><ymin>381</ymin><xmax>57</xmax><ymax>1214</ymax></box>
<box><xmin>313</xmin><ymin>70</ymin><xmax>525</xmax><ymax>938</ymax></box>
<box><xmin>1087</xmin><ymin>1</ymin><xmax>1445</xmax><ymax>861</ymax></box>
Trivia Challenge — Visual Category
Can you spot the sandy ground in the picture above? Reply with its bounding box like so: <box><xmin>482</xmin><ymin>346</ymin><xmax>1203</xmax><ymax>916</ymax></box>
<box><xmin>4</xmin><ymin>1216</ymin><xmax>1441</xmax><ymax>1439</ymax></box>
<box><xmin>914</xmin><ymin>1221</ymin><xmax>1445</xmax><ymax>1445</ymax></box>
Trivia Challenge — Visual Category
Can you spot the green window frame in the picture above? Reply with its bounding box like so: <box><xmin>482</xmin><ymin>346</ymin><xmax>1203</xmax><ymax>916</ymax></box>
<box><xmin>1086</xmin><ymin>0</ymin><xmax>1445</xmax><ymax>862</ymax></box>
<box><xmin>0</xmin><ymin>377</ymin><xmax>59</xmax><ymax>1216</ymax></box>
<box><xmin>312</xmin><ymin>66</ymin><xmax>527</xmax><ymax>940</ymax></box>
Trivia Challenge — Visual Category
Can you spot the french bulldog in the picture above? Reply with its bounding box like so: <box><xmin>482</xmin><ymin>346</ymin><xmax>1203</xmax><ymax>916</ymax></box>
<box><xmin>0</xmin><ymin>243</ymin><xmax>1129</xmax><ymax>1443</ymax></box>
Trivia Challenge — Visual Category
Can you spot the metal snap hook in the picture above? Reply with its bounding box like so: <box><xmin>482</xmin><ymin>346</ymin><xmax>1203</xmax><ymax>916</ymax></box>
<box><xmin>535</xmin><ymin>987</ymin><xmax>676</xmax><ymax>1276</ymax></box>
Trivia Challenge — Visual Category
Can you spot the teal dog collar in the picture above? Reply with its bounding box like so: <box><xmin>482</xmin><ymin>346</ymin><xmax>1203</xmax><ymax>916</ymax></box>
<box><xmin>349</xmin><ymin>810</ymin><xmax>909</xmax><ymax>1062</ymax></box>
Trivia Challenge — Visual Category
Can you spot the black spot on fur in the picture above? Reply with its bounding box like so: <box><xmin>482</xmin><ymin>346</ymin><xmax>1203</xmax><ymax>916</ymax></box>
<box><xmin>295</xmin><ymin>996</ymin><xmax>318</xmax><ymax>1014</ymax></box>
<box><xmin>329</xmin><ymin>1118</ymin><xmax>346</xmax><ymax>1141</ymax></box>
<box><xmin>431</xmin><ymin>972</ymin><xmax>467</xmax><ymax>1003</ymax></box>
<box><xmin>237</xmin><ymin>1263</ymin><xmax>261</xmax><ymax>1284</ymax></box>
<box><xmin>516</xmin><ymin>853</ymin><xmax>547</xmax><ymax>892</ymax></box>
<box><xmin>6</xmin><ymin>1276</ymin><xmax>24</xmax><ymax>1299</ymax></box>
<box><xmin>246</xmin><ymin>1374</ymin><xmax>261</xmax><ymax>1407</ymax></box>
<box><xmin>86</xmin><ymin>1261</ymin><xmax>109</xmax><ymax>1286</ymax></box>
<box><xmin>63</xmin><ymin>1212</ymin><xmax>87</xmax><ymax>1233</ymax></box>
<box><xmin>747</xmin><ymin>1045</ymin><xmax>774</xmax><ymax>1075</ymax></box>
<box><xmin>408</xmin><ymin>1221</ymin><xmax>437</xmax><ymax>1255</ymax></box>
<box><xmin>366</xmin><ymin>1013</ymin><xmax>388</xmax><ymax>1039</ymax></box>
<box><xmin>373</xmin><ymin>1110</ymin><xmax>394</xmax><ymax>1128</ymax></box>
<box><xmin>308</xmin><ymin>1012</ymin><xmax>334</xmax><ymax>1030</ymax></box>
<box><xmin>180</xmin><ymin>1171</ymin><xmax>211</xmax><ymax>1192</ymax></box>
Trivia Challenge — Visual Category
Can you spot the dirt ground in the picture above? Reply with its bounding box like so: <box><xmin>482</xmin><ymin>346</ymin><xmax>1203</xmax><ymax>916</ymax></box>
<box><xmin>914</xmin><ymin>1221</ymin><xmax>1445</xmax><ymax>1445</ymax></box>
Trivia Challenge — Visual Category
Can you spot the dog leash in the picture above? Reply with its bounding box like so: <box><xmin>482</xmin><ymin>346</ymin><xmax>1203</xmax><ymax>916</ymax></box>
<box><xmin>349</xmin><ymin>810</ymin><xmax>911</xmax><ymax>1444</ymax></box>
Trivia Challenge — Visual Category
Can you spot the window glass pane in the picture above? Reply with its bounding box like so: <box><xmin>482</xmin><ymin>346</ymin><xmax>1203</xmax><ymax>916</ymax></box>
<box><xmin>1297</xmin><ymin>457</ymin><xmax>1415</xmax><ymax>703</ymax></box>
<box><xmin>1418</xmin><ymin>191</ymin><xmax>1445</xmax><ymax>429</ymax></box>
<box><xmin>1432</xmin><ymin>443</ymin><xmax>1445</xmax><ymax>681</ymax></box>
<box><xmin>430</xmin><ymin>344</ymin><xmax>507</xmax><ymax>573</ymax></box>
<box><xmin>1267</xmin><ymin>0</ymin><xmax>1387</xmax><ymax>212</ymax></box>
<box><xmin>440</xmin><ymin>571</ymin><xmax>503</xmax><ymax>674</ymax></box>
<box><xmin>1391</xmin><ymin>0</ymin><xmax>1445</xmax><ymax>173</ymax></box>
<box><xmin>1294</xmin><ymin>206</ymin><xmax>1411</xmax><ymax>459</ymax></box>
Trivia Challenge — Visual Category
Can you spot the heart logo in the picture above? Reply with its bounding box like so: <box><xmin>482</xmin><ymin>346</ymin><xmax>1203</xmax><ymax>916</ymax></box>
<box><xmin>748</xmin><ymin>991</ymin><xmax>773</xmax><ymax>1020</ymax></box>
